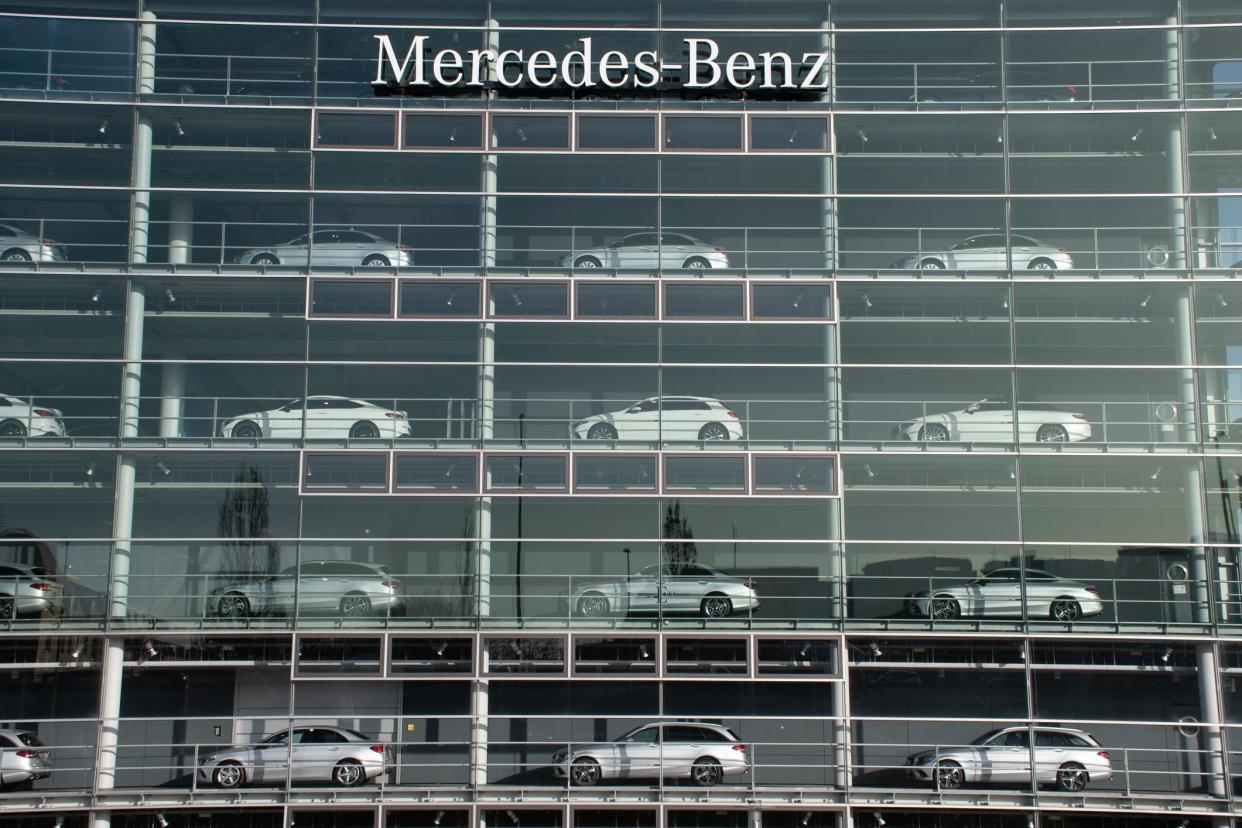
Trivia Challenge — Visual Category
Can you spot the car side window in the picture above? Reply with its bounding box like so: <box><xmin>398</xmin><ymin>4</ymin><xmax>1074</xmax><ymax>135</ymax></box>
<box><xmin>627</xmin><ymin>727</ymin><xmax>659</xmax><ymax>743</ymax></box>
<box><xmin>620</xmin><ymin>233</ymin><xmax>657</xmax><ymax>247</ymax></box>
<box><xmin>280</xmin><ymin>400</ymin><xmax>304</xmax><ymax>411</ymax></box>
<box><xmin>1001</xmin><ymin>731</ymin><xmax>1030</xmax><ymax>748</ymax></box>
<box><xmin>324</xmin><ymin>399</ymin><xmax>362</xmax><ymax>409</ymax></box>
<box><xmin>0</xmin><ymin>226</ymin><xmax>13</xmax><ymax>237</ymax></box>
<box><xmin>664</xmin><ymin>726</ymin><xmax>705</xmax><ymax>743</ymax></box>
<box><xmin>304</xmin><ymin>729</ymin><xmax>347</xmax><ymax>744</ymax></box>
<box><xmin>631</xmin><ymin>400</ymin><xmax>659</xmax><ymax>413</ymax></box>
<box><xmin>337</xmin><ymin>231</ymin><xmax>372</xmax><ymax>243</ymax></box>
<box><xmin>0</xmin><ymin>398</ymin><xmax>9</xmax><ymax>407</ymax></box>
<box><xmin>1066</xmin><ymin>735</ymin><xmax>1092</xmax><ymax>747</ymax></box>
<box><xmin>289</xmin><ymin>729</ymin><xmax>309</xmax><ymax>744</ymax></box>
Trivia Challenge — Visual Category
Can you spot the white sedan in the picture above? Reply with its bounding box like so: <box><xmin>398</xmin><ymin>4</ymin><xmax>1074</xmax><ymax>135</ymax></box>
<box><xmin>0</xmin><ymin>394</ymin><xmax>66</xmax><ymax>438</ymax></box>
<box><xmin>907</xmin><ymin>568</ymin><xmax>1105</xmax><ymax>621</ymax></box>
<box><xmin>894</xmin><ymin>400</ymin><xmax>1091</xmax><ymax>443</ymax></box>
<box><xmin>891</xmin><ymin>234</ymin><xmax>1074</xmax><ymax>271</ymax></box>
<box><xmin>221</xmin><ymin>396</ymin><xmax>411</xmax><ymax>439</ymax></box>
<box><xmin>572</xmin><ymin>396</ymin><xmax>744</xmax><ymax>442</ymax></box>
<box><xmin>560</xmin><ymin>232</ymin><xmax>730</xmax><ymax>270</ymax></box>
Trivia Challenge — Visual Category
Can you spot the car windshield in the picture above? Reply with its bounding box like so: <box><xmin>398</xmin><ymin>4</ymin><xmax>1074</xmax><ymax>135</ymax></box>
<box><xmin>971</xmin><ymin>730</ymin><xmax>1003</xmax><ymax>745</ymax></box>
<box><xmin>261</xmin><ymin>731</ymin><xmax>289</xmax><ymax>744</ymax></box>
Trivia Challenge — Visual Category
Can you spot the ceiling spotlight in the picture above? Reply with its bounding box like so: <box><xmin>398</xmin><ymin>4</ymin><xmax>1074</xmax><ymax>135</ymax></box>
<box><xmin>53</xmin><ymin>818</ymin><xmax>65</xmax><ymax>828</ymax></box>
<box><xmin>1130</xmin><ymin>128</ymin><xmax>1143</xmax><ymax>143</ymax></box>
<box><xmin>1208</xmin><ymin>125</ymin><xmax>1219</xmax><ymax>142</ymax></box>
<box><xmin>792</xmin><ymin>292</ymin><xmax>803</xmax><ymax>309</ymax></box>
<box><xmin>506</xmin><ymin>811</ymin><xmax>521</xmax><ymax>826</ymax></box>
<box><xmin>174</xmin><ymin>119</ymin><xmax>185</xmax><ymax>137</ymax></box>
<box><xmin>869</xmin><ymin>641</ymin><xmax>883</xmax><ymax>658</ymax></box>
<box><xmin>1000</xmin><ymin>291</ymin><xmax>1009</xmax><ymax>309</ymax></box>
<box><xmin>801</xmin><ymin>813</ymin><xmax>813</xmax><ymax>826</ymax></box>
<box><xmin>98</xmin><ymin>118</ymin><xmax>108</xmax><ymax>135</ymax></box>
<box><xmin>863</xmin><ymin>463</ymin><xmax>875</xmax><ymax>480</ymax></box>
<box><xmin>1176</xmin><ymin>820</ymin><xmax>1190</xmax><ymax>828</ymax></box>
<box><xmin>1161</xmin><ymin>646</ymin><xmax>1173</xmax><ymax>663</ymax></box>
<box><xmin>163</xmin><ymin>284</ymin><xmax>176</xmax><ymax>303</ymax></box>
<box><xmin>445</xmin><ymin>290</ymin><xmax>456</xmax><ymax>307</ymax></box>
<box><xmin>1150</xmin><ymin>466</ymin><xmax>1162</xmax><ymax>481</ymax></box>
<box><xmin>1216</xmin><ymin>292</ymin><xmax>1228</xmax><ymax>309</ymax></box>
<box><xmin>862</xmin><ymin>292</ymin><xmax>873</xmax><ymax>309</ymax></box>
<box><xmin>1139</xmin><ymin>293</ymin><xmax>1152</xmax><ymax>308</ymax></box>
<box><xmin>85</xmin><ymin>460</ymin><xmax>97</xmax><ymax>478</ymax></box>
<box><xmin>70</xmin><ymin>643</ymin><xmax>83</xmax><ymax>660</ymax></box>
<box><xmin>787</xmin><ymin>126</ymin><xmax>800</xmax><ymax>145</ymax></box>
<box><xmin>509</xmin><ymin>290</ymin><xmax>523</xmax><ymax>307</ymax></box>
<box><xmin>155</xmin><ymin>459</ymin><xmax>172</xmax><ymax>477</ymax></box>
<box><xmin>639</xmin><ymin>643</ymin><xmax>651</xmax><ymax>659</ymax></box>
<box><xmin>996</xmin><ymin>126</ymin><xmax>1004</xmax><ymax>144</ymax></box>
<box><xmin>1017</xmin><ymin>645</ymin><xmax>1026</xmax><ymax>660</ymax></box>
<box><xmin>90</xmin><ymin>287</ymin><xmax>103</xmax><ymax>303</ymax></box>
<box><xmin>1026</xmin><ymin>819</ymin><xmax>1034</xmax><ymax>828</ymax></box>
<box><xmin>434</xmin><ymin>640</ymin><xmax>448</xmax><ymax>657</ymax></box>
<box><xmin>515</xmin><ymin>125</ymin><xmax>528</xmax><ymax>143</ymax></box>
<box><xmin>144</xmin><ymin>639</ymin><xmax>159</xmax><ymax>659</ymax></box>
<box><xmin>434</xmin><ymin>812</ymin><xmax>446</xmax><ymax>826</ymax></box>
<box><xmin>798</xmin><ymin>644</ymin><xmax>811</xmax><ymax>658</ymax></box>
<box><xmin>448</xmin><ymin>126</ymin><xmax>459</xmax><ymax>144</ymax></box>
<box><xmin>1008</xmin><ymin>468</ymin><xmax>1016</xmax><ymax>480</ymax></box>
<box><xmin>855</xmin><ymin>128</ymin><xmax>869</xmax><ymax>144</ymax></box>
<box><xmin>874</xmin><ymin>813</ymin><xmax>886</xmax><ymax>827</ymax></box>
<box><xmin>156</xmin><ymin>813</ymin><xmax>170</xmax><ymax>828</ymax></box>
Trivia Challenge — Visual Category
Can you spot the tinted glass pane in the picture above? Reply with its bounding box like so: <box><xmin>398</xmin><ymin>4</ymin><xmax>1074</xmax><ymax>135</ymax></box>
<box><xmin>752</xmin><ymin>284</ymin><xmax>832</xmax><ymax>319</ymax></box>
<box><xmin>490</xmin><ymin>282</ymin><xmax>569</xmax><ymax>317</ymax></box>
<box><xmin>664</xmin><ymin>456</ymin><xmax>747</xmax><ymax>492</ymax></box>
<box><xmin>485</xmin><ymin>455</ymin><xmax>567</xmax><ymax>491</ymax></box>
<box><xmin>394</xmin><ymin>454</ymin><xmax>479</xmax><ymax>492</ymax></box>
<box><xmin>310</xmin><ymin>280</ymin><xmax>392</xmax><ymax>316</ymax></box>
<box><xmin>575</xmin><ymin>283</ymin><xmax>657</xmax><ymax>317</ymax></box>
<box><xmin>405</xmin><ymin>113</ymin><xmax>484</xmax><ymax>148</ymax></box>
<box><xmin>400</xmin><ymin>281</ymin><xmax>482</xmax><ymax>317</ymax></box>
<box><xmin>578</xmin><ymin>116</ymin><xmax>655</xmax><ymax>149</ymax></box>
<box><xmin>317</xmin><ymin>113</ymin><xmax>395</xmax><ymax>147</ymax></box>
<box><xmin>664</xmin><ymin>283</ymin><xmax>745</xmax><ymax>318</ymax></box>
<box><xmin>574</xmin><ymin>455</ymin><xmax>658</xmax><ymax>491</ymax></box>
<box><xmin>492</xmin><ymin>116</ymin><xmax>570</xmax><ymax>149</ymax></box>
<box><xmin>303</xmin><ymin>454</ymin><xmax>388</xmax><ymax>491</ymax></box>
<box><xmin>754</xmin><ymin>456</ymin><xmax>837</xmax><ymax>494</ymax></box>
<box><xmin>751</xmin><ymin>117</ymin><xmax>829</xmax><ymax>151</ymax></box>
<box><xmin>664</xmin><ymin>117</ymin><xmax>743</xmax><ymax>150</ymax></box>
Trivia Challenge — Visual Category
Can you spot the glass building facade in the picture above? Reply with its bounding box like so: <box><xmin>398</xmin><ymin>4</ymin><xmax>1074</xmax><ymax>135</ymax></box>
<box><xmin>0</xmin><ymin>1</ymin><xmax>1241</xmax><ymax>827</ymax></box>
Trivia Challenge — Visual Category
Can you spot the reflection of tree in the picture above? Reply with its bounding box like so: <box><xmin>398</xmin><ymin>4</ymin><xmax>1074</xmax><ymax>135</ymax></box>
<box><xmin>456</xmin><ymin>507</ymin><xmax>475</xmax><ymax>617</ymax></box>
<box><xmin>661</xmin><ymin>500</ymin><xmax>698</xmax><ymax>574</ymax></box>
<box><xmin>217</xmin><ymin>465</ymin><xmax>278</xmax><ymax>577</ymax></box>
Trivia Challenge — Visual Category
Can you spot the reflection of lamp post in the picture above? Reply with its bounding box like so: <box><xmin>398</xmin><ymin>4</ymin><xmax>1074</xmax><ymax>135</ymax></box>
<box><xmin>623</xmin><ymin>546</ymin><xmax>632</xmax><ymax>579</ymax></box>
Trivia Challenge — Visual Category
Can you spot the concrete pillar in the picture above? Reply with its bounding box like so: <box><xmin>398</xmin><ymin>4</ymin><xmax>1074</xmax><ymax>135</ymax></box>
<box><xmin>168</xmin><ymin>196</ymin><xmax>193</xmax><ymax>265</ymax></box>
<box><xmin>1166</xmin><ymin>16</ymin><xmax>1187</xmax><ymax>270</ymax></box>
<box><xmin>471</xmin><ymin>675</ymin><xmax>489</xmax><ymax>786</ymax></box>
<box><xmin>158</xmin><ymin>359</ymin><xmax>185</xmax><ymax>438</ymax></box>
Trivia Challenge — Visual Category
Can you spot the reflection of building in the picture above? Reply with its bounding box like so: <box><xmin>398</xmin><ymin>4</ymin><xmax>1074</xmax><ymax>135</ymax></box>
<box><xmin>0</xmin><ymin>2</ymin><xmax>1241</xmax><ymax>828</ymax></box>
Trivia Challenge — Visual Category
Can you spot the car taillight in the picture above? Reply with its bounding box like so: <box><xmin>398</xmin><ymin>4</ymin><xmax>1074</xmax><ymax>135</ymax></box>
<box><xmin>743</xmin><ymin>579</ymin><xmax>757</xmax><ymax>589</ymax></box>
<box><xmin>399</xmin><ymin>244</ymin><xmax>411</xmax><ymax>251</ymax></box>
<box><xmin>381</xmin><ymin>579</ymin><xmax>401</xmax><ymax>589</ymax></box>
<box><xmin>732</xmin><ymin>744</ymin><xmax>747</xmax><ymax>752</ymax></box>
<box><xmin>29</xmin><ymin>582</ymin><xmax>54</xmax><ymax>592</ymax></box>
<box><xmin>1097</xmin><ymin>750</ymin><xmax>1110</xmax><ymax>761</ymax></box>
<box><xmin>1085</xmin><ymin>587</ymin><xmax>1100</xmax><ymax>595</ymax></box>
<box><xmin>14</xmin><ymin>750</ymin><xmax>35</xmax><ymax>759</ymax></box>
<box><xmin>1067</xmin><ymin>86</ymin><xmax>1079</xmax><ymax>94</ymax></box>
<box><xmin>384</xmin><ymin>411</ymin><xmax>406</xmax><ymax>419</ymax></box>
<box><xmin>726</xmin><ymin>410</ymin><xmax>738</xmax><ymax>418</ymax></box>
<box><xmin>715</xmin><ymin>246</ymin><xmax>728</xmax><ymax>252</ymax></box>
<box><xmin>33</xmin><ymin>409</ymin><xmax>56</xmax><ymax>417</ymax></box>
<box><xmin>370</xmin><ymin>745</ymin><xmax>386</xmax><ymax>754</ymax></box>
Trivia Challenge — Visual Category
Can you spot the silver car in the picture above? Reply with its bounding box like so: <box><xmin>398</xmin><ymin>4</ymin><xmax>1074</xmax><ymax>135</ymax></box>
<box><xmin>198</xmin><ymin>726</ymin><xmax>390</xmax><ymax>788</ymax></box>
<box><xmin>220</xmin><ymin>396</ymin><xmax>412</xmax><ymax>440</ymax></box>
<box><xmin>571</xmin><ymin>396</ymin><xmax>745</xmax><ymax>442</ymax></box>
<box><xmin>0</xmin><ymin>564</ymin><xmax>64</xmax><ymax>619</ymax></box>
<box><xmin>892</xmin><ymin>234</ymin><xmax>1074</xmax><ymax>271</ymax></box>
<box><xmin>568</xmin><ymin>563</ymin><xmax>759</xmax><ymax>619</ymax></box>
<box><xmin>553</xmin><ymin>722</ymin><xmax>749</xmax><ymax>787</ymax></box>
<box><xmin>0</xmin><ymin>223</ymin><xmax>68</xmax><ymax>263</ymax></box>
<box><xmin>893</xmin><ymin>400</ymin><xmax>1092</xmax><ymax>443</ymax></box>
<box><xmin>907</xmin><ymin>568</ymin><xmax>1104</xmax><ymax>622</ymax></box>
<box><xmin>561</xmin><ymin>232</ymin><xmax>730</xmax><ymax>270</ymax></box>
<box><xmin>906</xmin><ymin>726</ymin><xmax>1112</xmax><ymax>792</ymax></box>
<box><xmin>209</xmin><ymin>560</ymin><xmax>404</xmax><ymax>619</ymax></box>
<box><xmin>0</xmin><ymin>394</ymin><xmax>67</xmax><ymax>438</ymax></box>
<box><xmin>236</xmin><ymin>229</ymin><xmax>412</xmax><ymax>267</ymax></box>
<box><xmin>0</xmin><ymin>730</ymin><xmax>51</xmax><ymax>788</ymax></box>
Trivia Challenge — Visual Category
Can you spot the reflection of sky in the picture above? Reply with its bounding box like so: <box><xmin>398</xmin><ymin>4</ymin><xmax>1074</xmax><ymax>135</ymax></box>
<box><xmin>1217</xmin><ymin>60</ymin><xmax>1242</xmax><ymax>96</ymax></box>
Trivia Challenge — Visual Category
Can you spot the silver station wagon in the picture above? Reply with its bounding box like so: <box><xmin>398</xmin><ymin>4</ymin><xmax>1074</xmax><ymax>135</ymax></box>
<box><xmin>553</xmin><ymin>722</ymin><xmax>749</xmax><ymax>786</ymax></box>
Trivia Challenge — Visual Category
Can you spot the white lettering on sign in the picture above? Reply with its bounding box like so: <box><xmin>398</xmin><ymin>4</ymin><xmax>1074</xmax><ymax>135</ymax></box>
<box><xmin>372</xmin><ymin>34</ymin><xmax>830</xmax><ymax>93</ymax></box>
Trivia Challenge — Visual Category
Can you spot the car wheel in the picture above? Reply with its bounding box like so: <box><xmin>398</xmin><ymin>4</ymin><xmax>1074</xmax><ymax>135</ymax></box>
<box><xmin>2</xmin><ymin>249</ymin><xmax>32</xmax><ymax>262</ymax></box>
<box><xmin>919</xmin><ymin>258</ymin><xmax>946</xmax><ymax>270</ymax></box>
<box><xmin>698</xmin><ymin>422</ymin><xmax>730</xmax><ymax>441</ymax></box>
<box><xmin>1050</xmin><ymin>598</ymin><xmax>1082</xmax><ymax>622</ymax></box>
<box><xmin>362</xmin><ymin>254</ymin><xmax>391</xmax><ymax>267</ymax></box>
<box><xmin>692</xmin><ymin>757</ymin><xmax>724</xmax><ymax>787</ymax></box>
<box><xmin>570</xmin><ymin>757</ymin><xmax>601</xmax><ymax>787</ymax></box>
<box><xmin>1027</xmin><ymin>258</ymin><xmax>1057</xmax><ymax>270</ymax></box>
<box><xmin>935</xmin><ymin>760</ymin><xmax>965</xmax><ymax>789</ymax></box>
<box><xmin>0</xmin><ymin>596</ymin><xmax>13</xmax><ymax>620</ymax></box>
<box><xmin>0</xmin><ymin>419</ymin><xmax>27</xmax><ymax>437</ymax></box>
<box><xmin>918</xmin><ymin>423</ymin><xmax>950</xmax><ymax>442</ymax></box>
<box><xmin>333</xmin><ymin>759</ymin><xmax>366</xmax><ymax>787</ymax></box>
<box><xmin>230</xmin><ymin>420</ymin><xmax>262</xmax><ymax>439</ymax></box>
<box><xmin>339</xmin><ymin>593</ymin><xmax>372</xmax><ymax>617</ymax></box>
<box><xmin>929</xmin><ymin>596</ymin><xmax>961</xmax><ymax>620</ymax></box>
<box><xmin>682</xmin><ymin>256</ymin><xmax>710</xmax><ymax>269</ymax></box>
<box><xmin>917</xmin><ymin>95</ymin><xmax>943</xmax><ymax>103</ymax></box>
<box><xmin>217</xmin><ymin>593</ymin><xmax>251</xmax><ymax>618</ymax></box>
<box><xmin>574</xmin><ymin>255</ymin><xmax>602</xmax><ymax>268</ymax></box>
<box><xmin>349</xmin><ymin>421</ymin><xmax>381</xmax><ymax>439</ymax></box>
<box><xmin>250</xmin><ymin>253</ymin><xmax>279</xmax><ymax>266</ymax></box>
<box><xmin>576</xmin><ymin>593</ymin><xmax>611</xmax><ymax>618</ymax></box>
<box><xmin>213</xmin><ymin>761</ymin><xmax>245</xmax><ymax>788</ymax></box>
<box><xmin>1032</xmin><ymin>93</ymin><xmax>1057</xmax><ymax>102</ymax></box>
<box><xmin>1036</xmin><ymin>424</ymin><xmax>1069</xmax><ymax>443</ymax></box>
<box><xmin>701</xmin><ymin>594</ymin><xmax>733</xmax><ymax>618</ymax></box>
<box><xmin>586</xmin><ymin>423</ymin><xmax>618</xmax><ymax>440</ymax></box>
<box><xmin>1056</xmin><ymin>762</ymin><xmax>1089</xmax><ymax>792</ymax></box>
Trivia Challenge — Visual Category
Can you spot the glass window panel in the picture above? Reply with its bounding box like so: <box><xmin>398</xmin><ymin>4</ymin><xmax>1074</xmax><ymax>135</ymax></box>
<box><xmin>316</xmin><ymin>113</ymin><xmax>395</xmax><ymax>147</ymax></box>
<box><xmin>485</xmin><ymin>455</ymin><xmax>568</xmax><ymax>491</ymax></box>
<box><xmin>575</xmin><ymin>283</ymin><xmax>657</xmax><ymax>318</ymax></box>
<box><xmin>752</xmin><ymin>283</ymin><xmax>832</xmax><ymax>319</ymax></box>
<box><xmin>753</xmin><ymin>455</ymin><xmax>837</xmax><ymax>494</ymax></box>
<box><xmin>664</xmin><ymin>117</ymin><xmax>743</xmax><ymax>150</ymax></box>
<box><xmin>400</xmin><ymin>281</ymin><xmax>482</xmax><ymax>318</ymax></box>
<box><xmin>310</xmin><ymin>280</ymin><xmax>392</xmax><ymax>317</ymax></box>
<box><xmin>664</xmin><ymin>283</ymin><xmax>745</xmax><ymax>318</ymax></box>
<box><xmin>303</xmin><ymin>453</ymin><xmax>388</xmax><ymax>491</ymax></box>
<box><xmin>492</xmin><ymin>116</ymin><xmax>570</xmax><ymax>149</ymax></box>
<box><xmin>394</xmin><ymin>454</ymin><xmax>479</xmax><ymax>492</ymax></box>
<box><xmin>664</xmin><ymin>456</ymin><xmax>747</xmax><ymax>492</ymax></box>
<box><xmin>577</xmin><ymin>116</ymin><xmax>655</xmax><ymax>149</ymax></box>
<box><xmin>751</xmin><ymin>117</ymin><xmax>828</xmax><ymax>151</ymax></box>
<box><xmin>574</xmin><ymin>455</ymin><xmax>658</xmax><ymax>492</ymax></box>
<box><xmin>489</xmin><ymin>282</ymin><xmax>569</xmax><ymax>317</ymax></box>
<box><xmin>404</xmin><ymin>113</ymin><xmax>484</xmax><ymax>149</ymax></box>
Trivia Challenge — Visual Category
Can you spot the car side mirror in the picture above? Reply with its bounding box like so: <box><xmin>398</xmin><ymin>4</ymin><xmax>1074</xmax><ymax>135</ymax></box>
<box><xmin>627</xmin><ymin>407</ymin><xmax>642</xmax><ymax>414</ymax></box>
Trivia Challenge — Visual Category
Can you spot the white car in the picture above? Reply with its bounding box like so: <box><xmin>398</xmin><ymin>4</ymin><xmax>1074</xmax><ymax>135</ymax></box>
<box><xmin>0</xmin><ymin>395</ymin><xmax>66</xmax><ymax>438</ymax></box>
<box><xmin>894</xmin><ymin>399</ymin><xmax>1091</xmax><ymax>443</ymax></box>
<box><xmin>568</xmin><ymin>563</ymin><xmax>760</xmax><ymax>619</ymax></box>
<box><xmin>572</xmin><ymin>396</ymin><xmax>743</xmax><ymax>442</ymax></box>
<box><xmin>907</xmin><ymin>568</ymin><xmax>1104</xmax><ymax>622</ymax></box>
<box><xmin>0</xmin><ymin>223</ymin><xmax>68</xmax><ymax>263</ymax></box>
<box><xmin>221</xmin><ymin>396</ymin><xmax>411</xmax><ymax>439</ymax></box>
<box><xmin>560</xmin><ymin>232</ymin><xmax>730</xmax><ymax>270</ymax></box>
<box><xmin>198</xmin><ymin>726</ymin><xmax>391</xmax><ymax>788</ymax></box>
<box><xmin>891</xmin><ymin>234</ymin><xmax>1074</xmax><ymax>271</ymax></box>
<box><xmin>0</xmin><ymin>730</ymin><xmax>51</xmax><ymax>788</ymax></box>
<box><xmin>906</xmin><ymin>726</ymin><xmax>1112</xmax><ymax>792</ymax></box>
<box><xmin>236</xmin><ymin>229</ymin><xmax>412</xmax><ymax>267</ymax></box>
<box><xmin>552</xmin><ymin>722</ymin><xmax>749</xmax><ymax>787</ymax></box>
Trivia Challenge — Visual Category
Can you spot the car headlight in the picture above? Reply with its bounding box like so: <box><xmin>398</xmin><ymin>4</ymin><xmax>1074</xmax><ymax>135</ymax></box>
<box><xmin>553</xmin><ymin>751</ymin><xmax>566</xmax><ymax>763</ymax></box>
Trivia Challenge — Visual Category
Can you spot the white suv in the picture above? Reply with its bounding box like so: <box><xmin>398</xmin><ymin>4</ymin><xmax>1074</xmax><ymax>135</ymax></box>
<box><xmin>572</xmin><ymin>396</ymin><xmax>744</xmax><ymax>442</ymax></box>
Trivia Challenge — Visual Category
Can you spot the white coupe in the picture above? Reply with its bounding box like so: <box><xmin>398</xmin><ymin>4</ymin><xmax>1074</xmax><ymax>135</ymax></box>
<box><xmin>894</xmin><ymin>399</ymin><xmax>1091</xmax><ymax>443</ymax></box>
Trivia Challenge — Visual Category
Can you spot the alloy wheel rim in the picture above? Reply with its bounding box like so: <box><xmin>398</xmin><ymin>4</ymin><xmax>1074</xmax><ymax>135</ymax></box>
<box><xmin>937</xmin><ymin>764</ymin><xmax>962</xmax><ymax>787</ymax></box>
<box><xmin>931</xmin><ymin>599</ymin><xmax>956</xmax><ymax>619</ymax></box>
<box><xmin>702</xmin><ymin>425</ymin><xmax>727</xmax><ymax>441</ymax></box>
<box><xmin>342</xmin><ymin>596</ymin><xmax>369</xmax><ymax>616</ymax></box>
<box><xmin>572</xmin><ymin>762</ymin><xmax>598</xmax><ymax>784</ymax></box>
<box><xmin>1038</xmin><ymin>426</ymin><xmax>1067</xmax><ymax>442</ymax></box>
<box><xmin>337</xmin><ymin>763</ymin><xmax>362</xmax><ymax>785</ymax></box>
<box><xmin>923</xmin><ymin>426</ymin><xmax>948</xmax><ymax>441</ymax></box>
<box><xmin>1060</xmin><ymin>767</ymin><xmax>1086</xmax><ymax>790</ymax></box>
<box><xmin>580</xmin><ymin>596</ymin><xmax>608</xmax><ymax>616</ymax></box>
<box><xmin>218</xmin><ymin>765</ymin><xmax>241</xmax><ymax>786</ymax></box>
<box><xmin>577</xmin><ymin>259</ymin><xmax>599</xmax><ymax>268</ymax></box>
<box><xmin>704</xmin><ymin>597</ymin><xmax>730</xmax><ymax>617</ymax></box>
<box><xmin>220</xmin><ymin>597</ymin><xmax>247</xmax><ymax>617</ymax></box>
<box><xmin>694</xmin><ymin>762</ymin><xmax>721</xmax><ymax>784</ymax></box>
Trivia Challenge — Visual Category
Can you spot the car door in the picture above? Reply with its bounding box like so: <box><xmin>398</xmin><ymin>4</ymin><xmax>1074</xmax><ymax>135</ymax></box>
<box><xmin>626</xmin><ymin>565</ymin><xmax>663</xmax><ymax>611</ymax></box>
<box><xmin>663</xmin><ymin>564</ymin><xmax>715</xmax><ymax>612</ymax></box>
<box><xmin>662</xmin><ymin>725</ymin><xmax>708</xmax><ymax>779</ymax></box>
<box><xmin>956</xmin><ymin>401</ymin><xmax>1013</xmax><ymax>442</ymax></box>
<box><xmin>267</xmin><ymin>399</ymin><xmax>305</xmax><ymax>438</ymax></box>
<box><xmin>310</xmin><ymin>230</ymin><xmax>345</xmax><ymax>267</ymax></box>
<box><xmin>613</xmin><ymin>233</ymin><xmax>659</xmax><ymax>269</ymax></box>
<box><xmin>302</xmin><ymin>398</ymin><xmax>344</xmax><ymax>438</ymax></box>
<box><xmin>659</xmin><ymin>233</ymin><xmax>693</xmax><ymax>269</ymax></box>
<box><xmin>1033</xmin><ymin>730</ymin><xmax>1070</xmax><ymax>783</ymax></box>
<box><xmin>337</xmin><ymin>230</ymin><xmax>375</xmax><ymax>265</ymax></box>
<box><xmin>255</xmin><ymin>729</ymin><xmax>301</xmax><ymax>782</ymax></box>
<box><xmin>971</xmin><ymin>570</ymin><xmax>1023</xmax><ymax>616</ymax></box>
<box><xmin>615</xmin><ymin>725</ymin><xmax>662</xmax><ymax>778</ymax></box>
<box><xmin>1019</xmin><ymin>570</ymin><xmax>1059</xmax><ymax>616</ymax></box>
<box><xmin>659</xmin><ymin>400</ymin><xmax>701</xmax><ymax>440</ymax></box>
<box><xmin>282</xmin><ymin>234</ymin><xmax>311</xmax><ymax>267</ymax></box>
<box><xmin>296</xmin><ymin>561</ymin><xmax>337</xmax><ymax>613</ymax></box>
<box><xmin>947</xmin><ymin>235</ymin><xmax>1005</xmax><ymax>270</ymax></box>
<box><xmin>615</xmin><ymin>398</ymin><xmax>660</xmax><ymax>440</ymax></box>
<box><xmin>1010</xmin><ymin>235</ymin><xmax>1041</xmax><ymax>269</ymax></box>
<box><xmin>986</xmin><ymin>730</ymin><xmax>1032</xmax><ymax>782</ymax></box>
<box><xmin>295</xmin><ymin>727</ymin><xmax>347</xmax><ymax>782</ymax></box>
